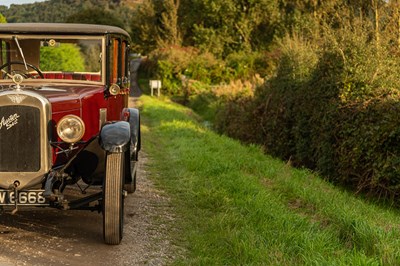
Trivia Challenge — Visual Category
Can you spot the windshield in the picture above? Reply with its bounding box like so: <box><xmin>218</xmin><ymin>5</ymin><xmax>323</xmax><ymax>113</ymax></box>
<box><xmin>0</xmin><ymin>36</ymin><xmax>104</xmax><ymax>83</ymax></box>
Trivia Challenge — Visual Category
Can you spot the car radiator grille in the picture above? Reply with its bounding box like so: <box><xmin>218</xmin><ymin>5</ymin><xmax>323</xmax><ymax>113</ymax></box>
<box><xmin>0</xmin><ymin>106</ymin><xmax>41</xmax><ymax>172</ymax></box>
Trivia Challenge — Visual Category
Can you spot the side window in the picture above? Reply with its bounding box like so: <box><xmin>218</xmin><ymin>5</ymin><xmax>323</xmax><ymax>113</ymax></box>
<box><xmin>109</xmin><ymin>38</ymin><xmax>119</xmax><ymax>84</ymax></box>
<box><xmin>107</xmin><ymin>38</ymin><xmax>130</xmax><ymax>88</ymax></box>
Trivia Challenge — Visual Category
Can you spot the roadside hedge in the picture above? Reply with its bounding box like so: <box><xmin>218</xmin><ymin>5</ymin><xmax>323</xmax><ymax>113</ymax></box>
<box><xmin>216</xmin><ymin>30</ymin><xmax>400</xmax><ymax>199</ymax></box>
<box><xmin>142</xmin><ymin>46</ymin><xmax>271</xmax><ymax>105</ymax></box>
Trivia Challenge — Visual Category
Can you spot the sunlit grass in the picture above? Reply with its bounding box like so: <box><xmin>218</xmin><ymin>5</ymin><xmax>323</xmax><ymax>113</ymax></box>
<box><xmin>138</xmin><ymin>95</ymin><xmax>400</xmax><ymax>265</ymax></box>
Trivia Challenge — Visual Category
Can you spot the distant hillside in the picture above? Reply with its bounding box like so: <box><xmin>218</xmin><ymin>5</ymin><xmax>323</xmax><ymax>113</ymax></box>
<box><xmin>0</xmin><ymin>0</ymin><xmax>141</xmax><ymax>31</ymax></box>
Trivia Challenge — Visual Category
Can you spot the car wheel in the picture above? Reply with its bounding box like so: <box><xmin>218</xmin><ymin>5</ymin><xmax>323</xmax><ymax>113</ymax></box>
<box><xmin>103</xmin><ymin>152</ymin><xmax>124</xmax><ymax>245</ymax></box>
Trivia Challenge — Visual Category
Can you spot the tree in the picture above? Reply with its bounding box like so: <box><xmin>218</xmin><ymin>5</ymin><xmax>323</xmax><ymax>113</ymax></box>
<box><xmin>66</xmin><ymin>8</ymin><xmax>125</xmax><ymax>28</ymax></box>
<box><xmin>130</xmin><ymin>1</ymin><xmax>159</xmax><ymax>54</ymax></box>
<box><xmin>0</xmin><ymin>13</ymin><xmax>6</xmax><ymax>23</ymax></box>
<box><xmin>130</xmin><ymin>0</ymin><xmax>281</xmax><ymax>57</ymax></box>
<box><xmin>156</xmin><ymin>0</ymin><xmax>182</xmax><ymax>47</ymax></box>
<box><xmin>179</xmin><ymin>0</ymin><xmax>278</xmax><ymax>57</ymax></box>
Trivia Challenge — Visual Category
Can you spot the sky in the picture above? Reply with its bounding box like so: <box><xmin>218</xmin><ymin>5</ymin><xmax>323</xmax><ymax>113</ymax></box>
<box><xmin>1</xmin><ymin>0</ymin><xmax>47</xmax><ymax>7</ymax></box>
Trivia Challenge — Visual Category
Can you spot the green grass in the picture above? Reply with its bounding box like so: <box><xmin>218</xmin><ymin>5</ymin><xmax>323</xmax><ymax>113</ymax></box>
<box><xmin>138</xmin><ymin>95</ymin><xmax>400</xmax><ymax>265</ymax></box>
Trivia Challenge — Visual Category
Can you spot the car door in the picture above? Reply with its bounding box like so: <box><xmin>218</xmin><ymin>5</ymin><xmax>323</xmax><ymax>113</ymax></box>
<box><xmin>106</xmin><ymin>37</ymin><xmax>129</xmax><ymax>121</ymax></box>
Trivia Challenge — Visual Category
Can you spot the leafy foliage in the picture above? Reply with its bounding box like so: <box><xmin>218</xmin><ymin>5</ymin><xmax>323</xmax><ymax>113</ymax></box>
<box><xmin>40</xmin><ymin>44</ymin><xmax>85</xmax><ymax>71</ymax></box>
<box><xmin>0</xmin><ymin>0</ymin><xmax>133</xmax><ymax>30</ymax></box>
<box><xmin>144</xmin><ymin>46</ymin><xmax>229</xmax><ymax>98</ymax></box>
<box><xmin>130</xmin><ymin>0</ymin><xmax>284</xmax><ymax>57</ymax></box>
<box><xmin>65</xmin><ymin>8</ymin><xmax>124</xmax><ymax>28</ymax></box>
<box><xmin>0</xmin><ymin>13</ymin><xmax>6</xmax><ymax>23</ymax></box>
<box><xmin>129</xmin><ymin>0</ymin><xmax>158</xmax><ymax>54</ymax></box>
<box><xmin>216</xmin><ymin>15</ymin><xmax>400</xmax><ymax>198</ymax></box>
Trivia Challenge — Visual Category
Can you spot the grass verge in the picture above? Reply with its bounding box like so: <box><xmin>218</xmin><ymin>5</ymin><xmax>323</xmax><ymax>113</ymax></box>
<box><xmin>138</xmin><ymin>95</ymin><xmax>400</xmax><ymax>265</ymax></box>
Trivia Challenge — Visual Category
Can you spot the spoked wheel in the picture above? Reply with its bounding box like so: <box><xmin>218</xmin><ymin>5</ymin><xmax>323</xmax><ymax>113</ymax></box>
<box><xmin>103</xmin><ymin>152</ymin><xmax>125</xmax><ymax>245</ymax></box>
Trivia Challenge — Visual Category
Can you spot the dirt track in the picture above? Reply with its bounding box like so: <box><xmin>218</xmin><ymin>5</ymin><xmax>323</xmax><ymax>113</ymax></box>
<box><xmin>0</xmin><ymin>147</ymin><xmax>179</xmax><ymax>265</ymax></box>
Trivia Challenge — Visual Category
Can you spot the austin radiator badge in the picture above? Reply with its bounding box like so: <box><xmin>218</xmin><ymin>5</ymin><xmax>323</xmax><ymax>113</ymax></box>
<box><xmin>0</xmin><ymin>113</ymin><xmax>20</xmax><ymax>130</ymax></box>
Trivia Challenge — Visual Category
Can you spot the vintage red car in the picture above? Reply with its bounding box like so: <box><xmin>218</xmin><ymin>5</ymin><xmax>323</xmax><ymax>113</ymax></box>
<box><xmin>0</xmin><ymin>23</ymin><xmax>140</xmax><ymax>245</ymax></box>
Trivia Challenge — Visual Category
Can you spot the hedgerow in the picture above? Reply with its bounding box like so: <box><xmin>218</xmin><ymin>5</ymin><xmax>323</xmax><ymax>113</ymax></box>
<box><xmin>216</xmin><ymin>26</ymin><xmax>400</xmax><ymax>199</ymax></box>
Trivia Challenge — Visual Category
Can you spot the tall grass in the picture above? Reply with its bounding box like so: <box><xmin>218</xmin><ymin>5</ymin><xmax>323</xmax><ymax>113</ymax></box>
<box><xmin>139</xmin><ymin>95</ymin><xmax>400</xmax><ymax>265</ymax></box>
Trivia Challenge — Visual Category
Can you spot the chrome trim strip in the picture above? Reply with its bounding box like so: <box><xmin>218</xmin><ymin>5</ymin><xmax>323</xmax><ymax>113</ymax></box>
<box><xmin>99</xmin><ymin>108</ymin><xmax>107</xmax><ymax>130</ymax></box>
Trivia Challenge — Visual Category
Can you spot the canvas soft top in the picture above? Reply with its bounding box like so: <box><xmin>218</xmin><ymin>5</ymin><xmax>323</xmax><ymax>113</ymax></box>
<box><xmin>0</xmin><ymin>23</ymin><xmax>130</xmax><ymax>39</ymax></box>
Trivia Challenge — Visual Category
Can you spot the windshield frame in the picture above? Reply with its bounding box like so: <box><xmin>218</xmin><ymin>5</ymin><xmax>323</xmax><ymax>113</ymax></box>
<box><xmin>0</xmin><ymin>34</ymin><xmax>106</xmax><ymax>85</ymax></box>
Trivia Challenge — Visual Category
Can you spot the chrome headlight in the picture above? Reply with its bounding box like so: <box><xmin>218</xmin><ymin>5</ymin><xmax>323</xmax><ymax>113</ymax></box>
<box><xmin>56</xmin><ymin>115</ymin><xmax>85</xmax><ymax>143</ymax></box>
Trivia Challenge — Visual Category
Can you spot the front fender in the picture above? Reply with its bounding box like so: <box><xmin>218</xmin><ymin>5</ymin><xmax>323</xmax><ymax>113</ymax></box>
<box><xmin>122</xmin><ymin>108</ymin><xmax>141</xmax><ymax>154</ymax></box>
<box><xmin>99</xmin><ymin>121</ymin><xmax>130</xmax><ymax>153</ymax></box>
<box><xmin>122</xmin><ymin>108</ymin><xmax>141</xmax><ymax>189</ymax></box>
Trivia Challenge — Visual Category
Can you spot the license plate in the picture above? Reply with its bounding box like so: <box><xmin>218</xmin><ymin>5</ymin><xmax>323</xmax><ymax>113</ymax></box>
<box><xmin>0</xmin><ymin>189</ymin><xmax>47</xmax><ymax>206</ymax></box>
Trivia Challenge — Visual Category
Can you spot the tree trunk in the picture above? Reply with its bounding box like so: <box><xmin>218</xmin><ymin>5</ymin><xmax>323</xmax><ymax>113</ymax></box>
<box><xmin>373</xmin><ymin>0</ymin><xmax>380</xmax><ymax>49</ymax></box>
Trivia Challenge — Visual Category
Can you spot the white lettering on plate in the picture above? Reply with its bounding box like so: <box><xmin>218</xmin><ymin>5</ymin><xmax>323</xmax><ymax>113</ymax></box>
<box><xmin>0</xmin><ymin>192</ymin><xmax>6</xmax><ymax>202</ymax></box>
<box><xmin>0</xmin><ymin>113</ymin><xmax>20</xmax><ymax>130</ymax></box>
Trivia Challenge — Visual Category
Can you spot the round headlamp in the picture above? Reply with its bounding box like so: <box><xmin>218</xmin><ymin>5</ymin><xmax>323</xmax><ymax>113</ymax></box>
<box><xmin>56</xmin><ymin>115</ymin><xmax>85</xmax><ymax>143</ymax></box>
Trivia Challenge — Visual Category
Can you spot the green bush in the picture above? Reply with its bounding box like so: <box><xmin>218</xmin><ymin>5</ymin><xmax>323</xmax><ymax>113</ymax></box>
<box><xmin>144</xmin><ymin>46</ymin><xmax>272</xmax><ymax>101</ymax></box>
<box><xmin>216</xmin><ymin>27</ymin><xmax>400</xmax><ymax>199</ymax></box>
<box><xmin>214</xmin><ymin>94</ymin><xmax>260</xmax><ymax>143</ymax></box>
<box><xmin>146</xmin><ymin>46</ymin><xmax>228</xmax><ymax>97</ymax></box>
<box><xmin>40</xmin><ymin>43</ymin><xmax>85</xmax><ymax>71</ymax></box>
<box><xmin>336</xmin><ymin>99</ymin><xmax>400</xmax><ymax>197</ymax></box>
<box><xmin>225</xmin><ymin>51</ymin><xmax>273</xmax><ymax>80</ymax></box>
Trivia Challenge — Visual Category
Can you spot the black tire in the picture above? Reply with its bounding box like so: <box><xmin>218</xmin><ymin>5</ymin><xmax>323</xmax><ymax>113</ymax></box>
<box><xmin>103</xmin><ymin>152</ymin><xmax>124</xmax><ymax>245</ymax></box>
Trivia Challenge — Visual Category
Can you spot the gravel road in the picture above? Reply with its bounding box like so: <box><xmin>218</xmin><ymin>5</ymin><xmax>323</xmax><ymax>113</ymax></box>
<box><xmin>0</xmin><ymin>106</ymin><xmax>180</xmax><ymax>265</ymax></box>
